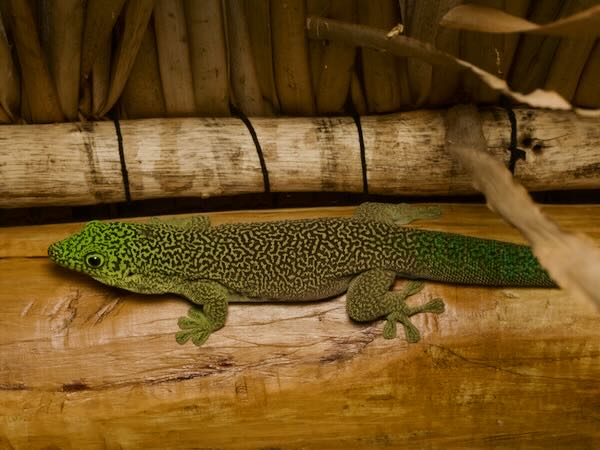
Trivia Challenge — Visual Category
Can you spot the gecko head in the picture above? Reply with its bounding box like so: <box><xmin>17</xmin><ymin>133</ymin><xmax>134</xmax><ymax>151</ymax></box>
<box><xmin>48</xmin><ymin>221</ymin><xmax>146</xmax><ymax>290</ymax></box>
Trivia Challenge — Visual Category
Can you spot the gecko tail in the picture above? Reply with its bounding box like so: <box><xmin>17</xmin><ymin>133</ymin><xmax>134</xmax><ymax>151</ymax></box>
<box><xmin>398</xmin><ymin>229</ymin><xmax>557</xmax><ymax>288</ymax></box>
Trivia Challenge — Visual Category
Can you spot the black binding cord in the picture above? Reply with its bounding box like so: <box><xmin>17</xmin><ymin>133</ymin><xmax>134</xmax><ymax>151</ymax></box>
<box><xmin>113</xmin><ymin>118</ymin><xmax>131</xmax><ymax>202</ymax></box>
<box><xmin>231</xmin><ymin>105</ymin><xmax>271</xmax><ymax>194</ymax></box>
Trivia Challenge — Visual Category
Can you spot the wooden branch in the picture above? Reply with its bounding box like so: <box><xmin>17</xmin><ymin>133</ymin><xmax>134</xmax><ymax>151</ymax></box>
<box><xmin>1</xmin><ymin>205</ymin><xmax>599</xmax><ymax>448</ymax></box>
<box><xmin>305</xmin><ymin>15</ymin><xmax>575</xmax><ymax>111</ymax></box>
<box><xmin>445</xmin><ymin>104</ymin><xmax>600</xmax><ymax>310</ymax></box>
<box><xmin>1</xmin><ymin>109</ymin><xmax>600</xmax><ymax>208</ymax></box>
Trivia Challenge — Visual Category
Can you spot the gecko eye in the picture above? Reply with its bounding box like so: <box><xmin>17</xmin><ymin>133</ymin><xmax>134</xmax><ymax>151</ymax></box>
<box><xmin>85</xmin><ymin>253</ymin><xmax>104</xmax><ymax>268</ymax></box>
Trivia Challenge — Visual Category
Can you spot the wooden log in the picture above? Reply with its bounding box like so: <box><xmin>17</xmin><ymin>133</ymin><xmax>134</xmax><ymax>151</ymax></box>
<box><xmin>1</xmin><ymin>108</ymin><xmax>600</xmax><ymax>208</ymax></box>
<box><xmin>0</xmin><ymin>204</ymin><xmax>598</xmax><ymax>448</ymax></box>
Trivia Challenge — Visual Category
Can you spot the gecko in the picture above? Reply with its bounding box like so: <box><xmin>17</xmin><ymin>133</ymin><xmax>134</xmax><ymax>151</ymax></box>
<box><xmin>47</xmin><ymin>203</ymin><xmax>555</xmax><ymax>346</ymax></box>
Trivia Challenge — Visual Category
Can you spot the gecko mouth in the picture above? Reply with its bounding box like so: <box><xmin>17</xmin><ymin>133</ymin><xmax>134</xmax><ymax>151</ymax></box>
<box><xmin>47</xmin><ymin>243</ymin><xmax>61</xmax><ymax>261</ymax></box>
<box><xmin>47</xmin><ymin>242</ymin><xmax>72</xmax><ymax>269</ymax></box>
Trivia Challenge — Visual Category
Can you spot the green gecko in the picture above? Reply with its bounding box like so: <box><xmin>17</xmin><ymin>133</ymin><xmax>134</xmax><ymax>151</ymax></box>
<box><xmin>47</xmin><ymin>203</ymin><xmax>555</xmax><ymax>346</ymax></box>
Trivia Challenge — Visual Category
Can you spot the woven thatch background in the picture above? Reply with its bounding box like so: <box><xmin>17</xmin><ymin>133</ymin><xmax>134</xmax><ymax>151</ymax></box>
<box><xmin>1</xmin><ymin>0</ymin><xmax>599</xmax><ymax>123</ymax></box>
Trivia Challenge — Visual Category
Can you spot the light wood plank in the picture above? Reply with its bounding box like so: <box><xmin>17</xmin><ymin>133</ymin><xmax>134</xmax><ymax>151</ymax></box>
<box><xmin>0</xmin><ymin>204</ymin><xmax>599</xmax><ymax>448</ymax></box>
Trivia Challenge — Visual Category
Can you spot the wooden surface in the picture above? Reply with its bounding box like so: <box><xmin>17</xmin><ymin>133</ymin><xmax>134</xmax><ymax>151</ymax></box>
<box><xmin>2</xmin><ymin>108</ymin><xmax>600</xmax><ymax>208</ymax></box>
<box><xmin>1</xmin><ymin>204</ymin><xmax>599</xmax><ymax>449</ymax></box>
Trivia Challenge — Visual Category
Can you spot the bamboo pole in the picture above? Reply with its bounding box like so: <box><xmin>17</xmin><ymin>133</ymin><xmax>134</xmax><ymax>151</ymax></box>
<box><xmin>0</xmin><ymin>121</ymin><xmax>124</xmax><ymax>206</ymax></box>
<box><xmin>1</xmin><ymin>108</ymin><xmax>599</xmax><ymax>208</ymax></box>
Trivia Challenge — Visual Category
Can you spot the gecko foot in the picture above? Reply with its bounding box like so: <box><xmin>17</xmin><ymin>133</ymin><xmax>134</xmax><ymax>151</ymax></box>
<box><xmin>382</xmin><ymin>281</ymin><xmax>445</xmax><ymax>343</ymax></box>
<box><xmin>175</xmin><ymin>306</ymin><xmax>215</xmax><ymax>346</ymax></box>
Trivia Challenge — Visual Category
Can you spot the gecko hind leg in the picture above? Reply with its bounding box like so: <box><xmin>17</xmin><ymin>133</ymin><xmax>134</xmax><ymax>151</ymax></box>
<box><xmin>382</xmin><ymin>281</ymin><xmax>445</xmax><ymax>343</ymax></box>
<box><xmin>346</xmin><ymin>269</ymin><xmax>445</xmax><ymax>343</ymax></box>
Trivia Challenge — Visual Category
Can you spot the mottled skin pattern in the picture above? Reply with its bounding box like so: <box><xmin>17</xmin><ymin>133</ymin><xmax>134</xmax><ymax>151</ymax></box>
<box><xmin>48</xmin><ymin>203</ymin><xmax>555</xmax><ymax>346</ymax></box>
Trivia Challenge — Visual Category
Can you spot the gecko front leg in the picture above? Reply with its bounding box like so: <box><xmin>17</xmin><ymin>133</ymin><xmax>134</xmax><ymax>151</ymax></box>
<box><xmin>353</xmin><ymin>202</ymin><xmax>442</xmax><ymax>225</ymax></box>
<box><xmin>175</xmin><ymin>280</ymin><xmax>230</xmax><ymax>346</ymax></box>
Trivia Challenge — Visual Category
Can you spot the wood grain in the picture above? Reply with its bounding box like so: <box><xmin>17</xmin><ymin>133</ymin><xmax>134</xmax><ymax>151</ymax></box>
<box><xmin>0</xmin><ymin>204</ymin><xmax>598</xmax><ymax>449</ymax></box>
